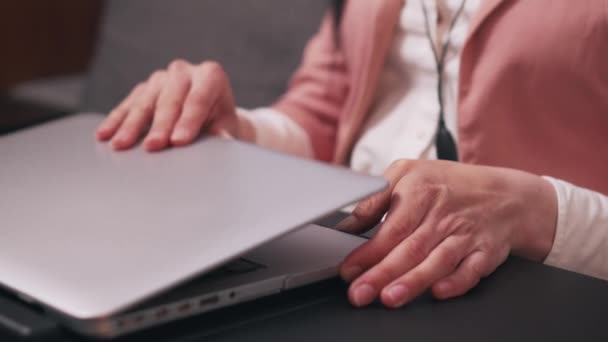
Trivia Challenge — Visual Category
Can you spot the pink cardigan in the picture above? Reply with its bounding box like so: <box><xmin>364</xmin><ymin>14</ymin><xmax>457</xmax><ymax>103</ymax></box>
<box><xmin>273</xmin><ymin>0</ymin><xmax>608</xmax><ymax>195</ymax></box>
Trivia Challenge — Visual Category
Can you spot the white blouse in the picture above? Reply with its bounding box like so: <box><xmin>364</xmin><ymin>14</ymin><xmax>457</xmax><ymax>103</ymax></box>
<box><xmin>350</xmin><ymin>0</ymin><xmax>480</xmax><ymax>175</ymax></box>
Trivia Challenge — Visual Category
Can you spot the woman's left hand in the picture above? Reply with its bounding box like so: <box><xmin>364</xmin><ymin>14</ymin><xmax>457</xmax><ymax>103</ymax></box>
<box><xmin>337</xmin><ymin>160</ymin><xmax>558</xmax><ymax>308</ymax></box>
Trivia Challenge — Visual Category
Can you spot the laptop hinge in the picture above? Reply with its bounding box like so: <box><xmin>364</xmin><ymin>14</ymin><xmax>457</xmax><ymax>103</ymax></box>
<box><xmin>283</xmin><ymin>267</ymin><xmax>339</xmax><ymax>290</ymax></box>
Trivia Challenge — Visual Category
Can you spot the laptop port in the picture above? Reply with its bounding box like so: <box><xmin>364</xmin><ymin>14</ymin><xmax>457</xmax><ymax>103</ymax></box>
<box><xmin>115</xmin><ymin>319</ymin><xmax>125</xmax><ymax>329</ymax></box>
<box><xmin>177</xmin><ymin>302</ymin><xmax>192</xmax><ymax>313</ymax></box>
<box><xmin>155</xmin><ymin>307</ymin><xmax>169</xmax><ymax>319</ymax></box>
<box><xmin>199</xmin><ymin>295</ymin><xmax>219</xmax><ymax>307</ymax></box>
<box><xmin>134</xmin><ymin>315</ymin><xmax>145</xmax><ymax>324</ymax></box>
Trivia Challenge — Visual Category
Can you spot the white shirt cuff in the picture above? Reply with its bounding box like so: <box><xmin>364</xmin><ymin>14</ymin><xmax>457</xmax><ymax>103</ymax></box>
<box><xmin>236</xmin><ymin>107</ymin><xmax>314</xmax><ymax>159</ymax></box>
<box><xmin>542</xmin><ymin>176</ymin><xmax>608</xmax><ymax>280</ymax></box>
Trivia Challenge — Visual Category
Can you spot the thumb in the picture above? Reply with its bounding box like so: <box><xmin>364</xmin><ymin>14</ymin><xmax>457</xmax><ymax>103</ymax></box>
<box><xmin>336</xmin><ymin>160</ymin><xmax>414</xmax><ymax>234</ymax></box>
<box><xmin>208</xmin><ymin>126</ymin><xmax>234</xmax><ymax>139</ymax></box>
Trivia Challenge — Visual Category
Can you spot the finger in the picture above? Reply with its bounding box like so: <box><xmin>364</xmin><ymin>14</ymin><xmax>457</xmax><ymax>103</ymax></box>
<box><xmin>345</xmin><ymin>225</ymin><xmax>446</xmax><ymax>307</ymax></box>
<box><xmin>171</xmin><ymin>62</ymin><xmax>225</xmax><ymax>146</ymax></box>
<box><xmin>374</xmin><ymin>236</ymin><xmax>471</xmax><ymax>308</ymax></box>
<box><xmin>336</xmin><ymin>160</ymin><xmax>417</xmax><ymax>234</ymax></box>
<box><xmin>111</xmin><ymin>72</ymin><xmax>166</xmax><ymax>150</ymax></box>
<box><xmin>208</xmin><ymin>126</ymin><xmax>234</xmax><ymax>139</ymax></box>
<box><xmin>144</xmin><ymin>60</ymin><xmax>192</xmax><ymax>151</ymax></box>
<box><xmin>339</xmin><ymin>179</ymin><xmax>438</xmax><ymax>282</ymax></box>
<box><xmin>96</xmin><ymin>83</ymin><xmax>145</xmax><ymax>141</ymax></box>
<box><xmin>432</xmin><ymin>250</ymin><xmax>503</xmax><ymax>300</ymax></box>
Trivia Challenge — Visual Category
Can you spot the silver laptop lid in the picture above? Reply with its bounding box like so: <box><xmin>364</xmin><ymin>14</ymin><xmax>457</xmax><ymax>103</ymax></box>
<box><xmin>0</xmin><ymin>114</ymin><xmax>386</xmax><ymax>320</ymax></box>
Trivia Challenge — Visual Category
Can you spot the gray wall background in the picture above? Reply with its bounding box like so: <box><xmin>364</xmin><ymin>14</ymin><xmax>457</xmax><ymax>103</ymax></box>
<box><xmin>82</xmin><ymin>0</ymin><xmax>330</xmax><ymax>113</ymax></box>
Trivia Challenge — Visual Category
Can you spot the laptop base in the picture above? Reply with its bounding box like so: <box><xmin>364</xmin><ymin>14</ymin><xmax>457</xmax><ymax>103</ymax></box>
<box><xmin>51</xmin><ymin>224</ymin><xmax>366</xmax><ymax>339</ymax></box>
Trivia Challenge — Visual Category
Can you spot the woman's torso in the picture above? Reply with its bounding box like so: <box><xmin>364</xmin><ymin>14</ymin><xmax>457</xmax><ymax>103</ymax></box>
<box><xmin>335</xmin><ymin>0</ymin><xmax>608</xmax><ymax>193</ymax></box>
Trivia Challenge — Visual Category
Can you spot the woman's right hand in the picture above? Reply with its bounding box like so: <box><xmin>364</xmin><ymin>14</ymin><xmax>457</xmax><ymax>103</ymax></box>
<box><xmin>96</xmin><ymin>60</ymin><xmax>254</xmax><ymax>151</ymax></box>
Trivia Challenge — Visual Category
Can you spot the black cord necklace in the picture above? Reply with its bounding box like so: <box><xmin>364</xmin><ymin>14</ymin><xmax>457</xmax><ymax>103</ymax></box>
<box><xmin>420</xmin><ymin>0</ymin><xmax>468</xmax><ymax>161</ymax></box>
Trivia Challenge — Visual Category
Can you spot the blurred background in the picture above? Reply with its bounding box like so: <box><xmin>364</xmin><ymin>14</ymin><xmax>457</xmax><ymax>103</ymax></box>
<box><xmin>0</xmin><ymin>0</ymin><xmax>328</xmax><ymax>135</ymax></box>
<box><xmin>0</xmin><ymin>0</ymin><xmax>101</xmax><ymax>133</ymax></box>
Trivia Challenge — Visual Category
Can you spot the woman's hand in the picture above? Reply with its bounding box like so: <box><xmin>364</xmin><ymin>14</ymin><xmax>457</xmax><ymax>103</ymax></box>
<box><xmin>95</xmin><ymin>60</ymin><xmax>254</xmax><ymax>151</ymax></box>
<box><xmin>337</xmin><ymin>160</ymin><xmax>558</xmax><ymax>308</ymax></box>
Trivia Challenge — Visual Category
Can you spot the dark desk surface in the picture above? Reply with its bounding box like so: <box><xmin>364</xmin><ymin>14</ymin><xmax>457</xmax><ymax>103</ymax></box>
<box><xmin>1</xmin><ymin>121</ymin><xmax>607</xmax><ymax>342</ymax></box>
<box><xmin>35</xmin><ymin>257</ymin><xmax>601</xmax><ymax>342</ymax></box>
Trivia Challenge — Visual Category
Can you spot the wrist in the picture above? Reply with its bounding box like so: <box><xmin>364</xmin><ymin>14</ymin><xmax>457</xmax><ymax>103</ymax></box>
<box><xmin>509</xmin><ymin>173</ymin><xmax>558</xmax><ymax>262</ymax></box>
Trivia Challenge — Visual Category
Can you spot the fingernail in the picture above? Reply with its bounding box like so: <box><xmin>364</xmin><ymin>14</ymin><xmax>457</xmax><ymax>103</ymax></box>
<box><xmin>145</xmin><ymin>132</ymin><xmax>164</xmax><ymax>145</ymax></box>
<box><xmin>216</xmin><ymin>130</ymin><xmax>233</xmax><ymax>139</ymax></box>
<box><xmin>144</xmin><ymin>139</ymin><xmax>160</xmax><ymax>151</ymax></box>
<box><xmin>336</xmin><ymin>216</ymin><xmax>359</xmax><ymax>231</ymax></box>
<box><xmin>341</xmin><ymin>266</ymin><xmax>363</xmax><ymax>282</ymax></box>
<box><xmin>385</xmin><ymin>284</ymin><xmax>409</xmax><ymax>307</ymax></box>
<box><xmin>96</xmin><ymin>124</ymin><xmax>113</xmax><ymax>138</ymax></box>
<box><xmin>147</xmin><ymin>131</ymin><xmax>162</xmax><ymax>141</ymax></box>
<box><xmin>171</xmin><ymin>128</ymin><xmax>189</xmax><ymax>143</ymax></box>
<box><xmin>352</xmin><ymin>283</ymin><xmax>376</xmax><ymax>307</ymax></box>
<box><xmin>111</xmin><ymin>137</ymin><xmax>124</xmax><ymax>149</ymax></box>
<box><xmin>435</xmin><ymin>281</ymin><xmax>452</xmax><ymax>295</ymax></box>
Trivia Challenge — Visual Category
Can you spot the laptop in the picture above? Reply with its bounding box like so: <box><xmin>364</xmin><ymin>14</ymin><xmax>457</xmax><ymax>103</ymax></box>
<box><xmin>0</xmin><ymin>113</ymin><xmax>386</xmax><ymax>339</ymax></box>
